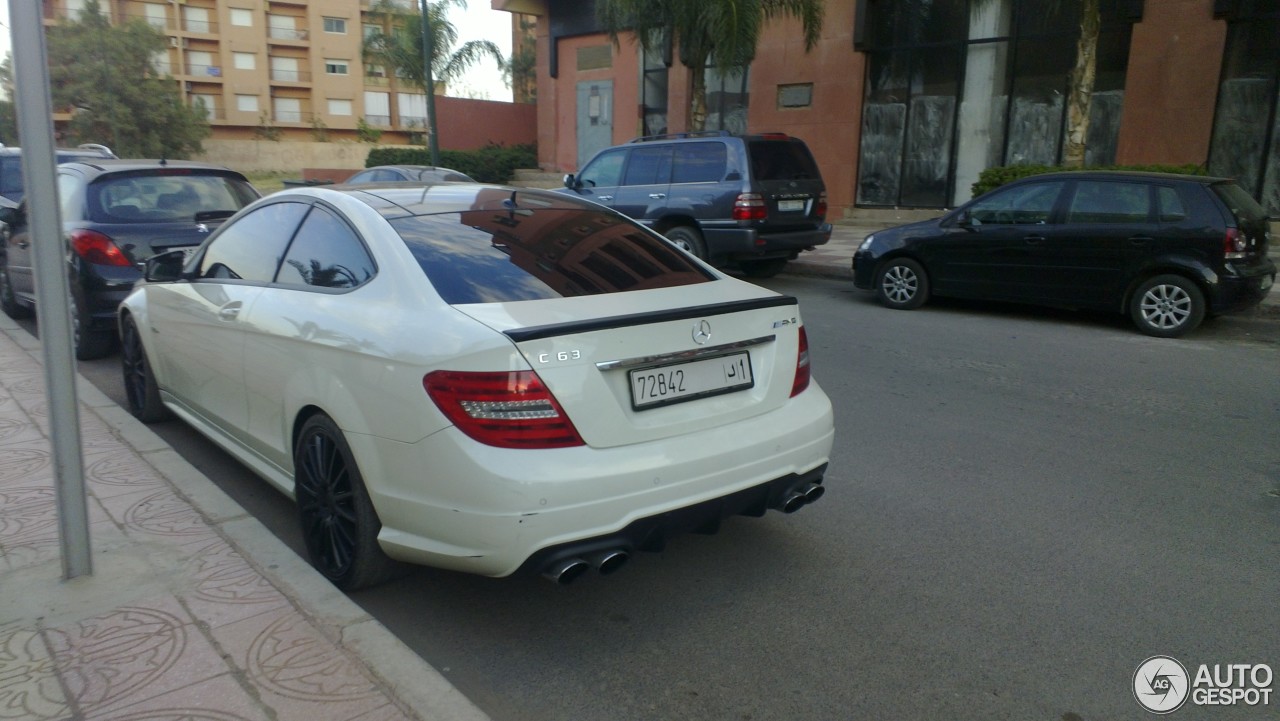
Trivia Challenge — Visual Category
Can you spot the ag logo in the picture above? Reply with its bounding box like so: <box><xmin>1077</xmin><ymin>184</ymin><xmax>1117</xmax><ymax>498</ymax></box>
<box><xmin>1134</xmin><ymin>656</ymin><xmax>1190</xmax><ymax>714</ymax></box>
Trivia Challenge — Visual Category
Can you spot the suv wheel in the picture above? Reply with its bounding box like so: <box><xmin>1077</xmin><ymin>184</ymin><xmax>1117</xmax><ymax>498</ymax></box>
<box><xmin>0</xmin><ymin>261</ymin><xmax>31</xmax><ymax>319</ymax></box>
<box><xmin>1131</xmin><ymin>274</ymin><xmax>1205</xmax><ymax>338</ymax></box>
<box><xmin>664</xmin><ymin>226</ymin><xmax>706</xmax><ymax>260</ymax></box>
<box><xmin>875</xmin><ymin>258</ymin><xmax>929</xmax><ymax>310</ymax></box>
<box><xmin>739</xmin><ymin>258</ymin><xmax>788</xmax><ymax>279</ymax></box>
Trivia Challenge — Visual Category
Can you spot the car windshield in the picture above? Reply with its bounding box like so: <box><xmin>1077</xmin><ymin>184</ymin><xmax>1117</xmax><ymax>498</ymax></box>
<box><xmin>88</xmin><ymin>173</ymin><xmax>258</xmax><ymax>223</ymax></box>
<box><xmin>391</xmin><ymin>207</ymin><xmax>716</xmax><ymax>304</ymax></box>
<box><xmin>1211</xmin><ymin>182</ymin><xmax>1268</xmax><ymax>224</ymax></box>
<box><xmin>748</xmin><ymin>140</ymin><xmax>821</xmax><ymax>181</ymax></box>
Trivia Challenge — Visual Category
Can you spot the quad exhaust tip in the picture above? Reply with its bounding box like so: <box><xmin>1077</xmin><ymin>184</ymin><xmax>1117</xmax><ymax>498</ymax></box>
<box><xmin>774</xmin><ymin>481</ymin><xmax>825</xmax><ymax>514</ymax></box>
<box><xmin>542</xmin><ymin>549</ymin><xmax>630</xmax><ymax>584</ymax></box>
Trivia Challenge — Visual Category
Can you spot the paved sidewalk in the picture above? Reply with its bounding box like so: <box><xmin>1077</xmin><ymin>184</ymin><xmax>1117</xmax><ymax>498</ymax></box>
<box><xmin>0</xmin><ymin>317</ymin><xmax>489</xmax><ymax>721</ymax></box>
<box><xmin>788</xmin><ymin>219</ymin><xmax>1280</xmax><ymax>318</ymax></box>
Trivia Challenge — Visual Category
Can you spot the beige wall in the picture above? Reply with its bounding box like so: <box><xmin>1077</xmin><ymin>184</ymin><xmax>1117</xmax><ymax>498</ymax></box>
<box><xmin>195</xmin><ymin>139</ymin><xmax>372</xmax><ymax>173</ymax></box>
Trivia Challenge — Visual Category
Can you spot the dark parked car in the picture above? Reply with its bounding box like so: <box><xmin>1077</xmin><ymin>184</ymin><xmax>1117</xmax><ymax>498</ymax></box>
<box><xmin>347</xmin><ymin>165</ymin><xmax>474</xmax><ymax>184</ymax></box>
<box><xmin>0</xmin><ymin>144</ymin><xmax>117</xmax><ymax>202</ymax></box>
<box><xmin>852</xmin><ymin>171</ymin><xmax>1275</xmax><ymax>337</ymax></box>
<box><xmin>0</xmin><ymin>159</ymin><xmax>260</xmax><ymax>358</ymax></box>
<box><xmin>559</xmin><ymin>131</ymin><xmax>832</xmax><ymax>277</ymax></box>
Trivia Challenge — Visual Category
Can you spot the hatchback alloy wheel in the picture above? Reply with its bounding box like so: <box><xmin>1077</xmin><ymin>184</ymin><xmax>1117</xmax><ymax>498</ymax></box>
<box><xmin>1131</xmin><ymin>274</ymin><xmax>1205</xmax><ymax>338</ymax></box>
<box><xmin>875</xmin><ymin>258</ymin><xmax>929</xmax><ymax>310</ymax></box>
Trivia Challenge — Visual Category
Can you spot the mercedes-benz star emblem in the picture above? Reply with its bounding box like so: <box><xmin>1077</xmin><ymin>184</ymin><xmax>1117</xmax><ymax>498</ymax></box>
<box><xmin>692</xmin><ymin>320</ymin><xmax>712</xmax><ymax>345</ymax></box>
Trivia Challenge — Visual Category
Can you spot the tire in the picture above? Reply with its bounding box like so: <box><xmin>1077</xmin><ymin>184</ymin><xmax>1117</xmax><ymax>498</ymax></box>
<box><xmin>295</xmin><ymin>414</ymin><xmax>395</xmax><ymax>591</ymax></box>
<box><xmin>120</xmin><ymin>315</ymin><xmax>169</xmax><ymax>423</ymax></box>
<box><xmin>0</xmin><ymin>260</ymin><xmax>31</xmax><ymax>319</ymax></box>
<box><xmin>739</xmin><ymin>258</ymin><xmax>788</xmax><ymax>279</ymax></box>
<box><xmin>664</xmin><ymin>226</ymin><xmax>707</xmax><ymax>260</ymax></box>
<box><xmin>70</xmin><ymin>289</ymin><xmax>115</xmax><ymax>360</ymax></box>
<box><xmin>875</xmin><ymin>258</ymin><xmax>929</xmax><ymax>310</ymax></box>
<box><xmin>1130</xmin><ymin>274</ymin><xmax>1205</xmax><ymax>338</ymax></box>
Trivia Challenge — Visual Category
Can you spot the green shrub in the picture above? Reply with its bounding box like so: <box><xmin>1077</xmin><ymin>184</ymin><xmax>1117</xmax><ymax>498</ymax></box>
<box><xmin>971</xmin><ymin>162</ymin><xmax>1204</xmax><ymax>198</ymax></box>
<box><xmin>365</xmin><ymin>143</ymin><xmax>537</xmax><ymax>184</ymax></box>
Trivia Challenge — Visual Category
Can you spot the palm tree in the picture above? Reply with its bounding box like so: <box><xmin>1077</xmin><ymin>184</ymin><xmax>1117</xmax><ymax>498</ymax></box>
<box><xmin>363</xmin><ymin>0</ymin><xmax>506</xmax><ymax>97</ymax></box>
<box><xmin>597</xmin><ymin>0</ymin><xmax>825</xmax><ymax>131</ymax></box>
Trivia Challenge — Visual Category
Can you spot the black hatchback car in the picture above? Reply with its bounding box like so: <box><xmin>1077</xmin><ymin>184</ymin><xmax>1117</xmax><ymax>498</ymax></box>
<box><xmin>0</xmin><ymin>159</ymin><xmax>260</xmax><ymax>358</ymax></box>
<box><xmin>852</xmin><ymin>171</ymin><xmax>1275</xmax><ymax>337</ymax></box>
<box><xmin>560</xmin><ymin>131</ymin><xmax>831</xmax><ymax>277</ymax></box>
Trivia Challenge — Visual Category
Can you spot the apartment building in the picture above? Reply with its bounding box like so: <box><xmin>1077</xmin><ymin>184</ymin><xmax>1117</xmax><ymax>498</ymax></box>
<box><xmin>43</xmin><ymin>0</ymin><xmax>444</xmax><ymax>143</ymax></box>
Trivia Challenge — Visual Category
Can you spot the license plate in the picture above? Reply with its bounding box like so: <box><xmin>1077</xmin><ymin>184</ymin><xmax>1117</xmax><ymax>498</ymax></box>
<box><xmin>629</xmin><ymin>352</ymin><xmax>753</xmax><ymax>410</ymax></box>
<box><xmin>777</xmin><ymin>199</ymin><xmax>805</xmax><ymax>212</ymax></box>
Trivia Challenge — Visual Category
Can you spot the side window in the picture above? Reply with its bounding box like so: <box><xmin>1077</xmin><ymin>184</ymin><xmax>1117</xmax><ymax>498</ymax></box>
<box><xmin>1157</xmin><ymin>186</ymin><xmax>1188</xmax><ymax>223</ymax></box>
<box><xmin>199</xmin><ymin>202</ymin><xmax>308</xmax><ymax>282</ymax></box>
<box><xmin>347</xmin><ymin>170</ymin><xmax>374</xmax><ymax>183</ymax></box>
<box><xmin>969</xmin><ymin>182</ymin><xmax>1064</xmax><ymax>225</ymax></box>
<box><xmin>671</xmin><ymin>142</ymin><xmax>727</xmax><ymax>184</ymax></box>
<box><xmin>275</xmin><ymin>206</ymin><xmax>375</xmax><ymax>289</ymax></box>
<box><xmin>1067</xmin><ymin>181</ymin><xmax>1152</xmax><ymax>224</ymax></box>
<box><xmin>58</xmin><ymin>173</ymin><xmax>81</xmax><ymax>218</ymax></box>
<box><xmin>0</xmin><ymin>158</ymin><xmax>20</xmax><ymax>199</ymax></box>
<box><xmin>622</xmin><ymin>146</ymin><xmax>673</xmax><ymax>186</ymax></box>
<box><xmin>577</xmin><ymin>149</ymin><xmax>625</xmax><ymax>188</ymax></box>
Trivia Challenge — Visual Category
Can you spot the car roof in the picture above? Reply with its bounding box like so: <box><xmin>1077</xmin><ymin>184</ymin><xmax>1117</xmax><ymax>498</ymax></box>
<box><xmin>1014</xmin><ymin>169</ymin><xmax>1230</xmax><ymax>185</ymax></box>
<box><xmin>58</xmin><ymin>158</ymin><xmax>247</xmax><ymax>178</ymax></box>
<box><xmin>281</xmin><ymin>182</ymin><xmax>602</xmax><ymax>219</ymax></box>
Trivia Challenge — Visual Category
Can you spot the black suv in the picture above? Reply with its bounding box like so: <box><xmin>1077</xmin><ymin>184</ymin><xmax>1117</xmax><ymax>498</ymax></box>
<box><xmin>0</xmin><ymin>144</ymin><xmax>117</xmax><ymax>202</ymax></box>
<box><xmin>560</xmin><ymin>131</ymin><xmax>832</xmax><ymax>277</ymax></box>
<box><xmin>852</xmin><ymin>171</ymin><xmax>1275</xmax><ymax>337</ymax></box>
<box><xmin>0</xmin><ymin>159</ymin><xmax>260</xmax><ymax>358</ymax></box>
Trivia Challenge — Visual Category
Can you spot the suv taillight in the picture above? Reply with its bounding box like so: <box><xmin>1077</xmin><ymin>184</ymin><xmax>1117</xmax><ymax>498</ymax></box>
<box><xmin>790</xmin><ymin>327</ymin><xmax>811</xmax><ymax>398</ymax></box>
<box><xmin>424</xmin><ymin>370</ymin><xmax>585</xmax><ymax>449</ymax></box>
<box><xmin>70</xmin><ymin>229</ymin><xmax>131</xmax><ymax>266</ymax></box>
<box><xmin>733</xmin><ymin>193</ymin><xmax>767</xmax><ymax>221</ymax></box>
<box><xmin>1224</xmin><ymin>228</ymin><xmax>1247</xmax><ymax>259</ymax></box>
<box><xmin>816</xmin><ymin>191</ymin><xmax>828</xmax><ymax>221</ymax></box>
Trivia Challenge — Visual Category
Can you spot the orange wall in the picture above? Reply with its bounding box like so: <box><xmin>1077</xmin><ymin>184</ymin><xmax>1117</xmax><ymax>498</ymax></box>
<box><xmin>1117</xmin><ymin>0</ymin><xmax>1226</xmax><ymax>166</ymax></box>
<box><xmin>434</xmin><ymin>96</ymin><xmax>537</xmax><ymax>150</ymax></box>
<box><xmin>539</xmin><ymin>33</ymin><xmax>642</xmax><ymax>172</ymax></box>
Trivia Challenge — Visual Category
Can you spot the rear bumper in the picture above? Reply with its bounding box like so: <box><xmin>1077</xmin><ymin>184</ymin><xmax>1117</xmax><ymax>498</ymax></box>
<box><xmin>704</xmin><ymin>224</ymin><xmax>832</xmax><ymax>261</ymax></box>
<box><xmin>1211</xmin><ymin>261</ymin><xmax>1276</xmax><ymax>314</ymax></box>
<box><xmin>346</xmin><ymin>382</ymin><xmax>835</xmax><ymax>577</ymax></box>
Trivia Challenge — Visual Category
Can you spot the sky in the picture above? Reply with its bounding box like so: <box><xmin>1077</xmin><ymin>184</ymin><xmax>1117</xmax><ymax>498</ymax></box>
<box><xmin>0</xmin><ymin>0</ymin><xmax>514</xmax><ymax>101</ymax></box>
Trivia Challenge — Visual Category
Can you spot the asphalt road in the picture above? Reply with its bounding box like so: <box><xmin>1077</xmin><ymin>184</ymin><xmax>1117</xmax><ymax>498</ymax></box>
<box><xmin>32</xmin><ymin>276</ymin><xmax>1280</xmax><ymax>721</ymax></box>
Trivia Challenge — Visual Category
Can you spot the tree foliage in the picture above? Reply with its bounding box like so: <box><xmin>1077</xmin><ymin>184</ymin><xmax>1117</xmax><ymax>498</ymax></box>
<box><xmin>597</xmin><ymin>0</ymin><xmax>825</xmax><ymax>130</ymax></box>
<box><xmin>363</xmin><ymin>0</ymin><xmax>506</xmax><ymax>95</ymax></box>
<box><xmin>46</xmin><ymin>1</ymin><xmax>209</xmax><ymax>157</ymax></box>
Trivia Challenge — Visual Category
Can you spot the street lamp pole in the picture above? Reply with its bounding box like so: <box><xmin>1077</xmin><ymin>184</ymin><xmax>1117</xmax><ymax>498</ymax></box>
<box><xmin>420</xmin><ymin>0</ymin><xmax>440</xmax><ymax>165</ymax></box>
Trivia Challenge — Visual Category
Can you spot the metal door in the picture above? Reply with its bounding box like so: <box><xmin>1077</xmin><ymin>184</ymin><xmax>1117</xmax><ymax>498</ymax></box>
<box><xmin>576</xmin><ymin>81</ymin><xmax>613</xmax><ymax>169</ymax></box>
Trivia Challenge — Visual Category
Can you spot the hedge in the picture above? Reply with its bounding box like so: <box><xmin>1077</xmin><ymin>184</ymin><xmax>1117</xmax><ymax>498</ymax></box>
<box><xmin>365</xmin><ymin>143</ymin><xmax>537</xmax><ymax>184</ymax></box>
<box><xmin>971</xmin><ymin>162</ymin><xmax>1205</xmax><ymax>198</ymax></box>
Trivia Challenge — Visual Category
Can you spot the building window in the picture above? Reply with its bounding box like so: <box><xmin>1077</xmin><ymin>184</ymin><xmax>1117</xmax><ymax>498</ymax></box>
<box><xmin>233</xmin><ymin>52</ymin><xmax>255</xmax><ymax>71</ymax></box>
<box><xmin>273</xmin><ymin>97</ymin><xmax>302</xmax><ymax>123</ymax></box>
<box><xmin>191</xmin><ymin>94</ymin><xmax>218</xmax><ymax>119</ymax></box>
<box><xmin>640</xmin><ymin>41</ymin><xmax>668</xmax><ymax>136</ymax></box>
<box><xmin>230</xmin><ymin>8</ymin><xmax>253</xmax><ymax>27</ymax></box>
<box><xmin>704</xmin><ymin>65</ymin><xmax>749</xmax><ymax>134</ymax></box>
<box><xmin>1209</xmin><ymin>7</ymin><xmax>1280</xmax><ymax>215</ymax></box>
<box><xmin>323</xmin><ymin>17</ymin><xmax>347</xmax><ymax>34</ymax></box>
<box><xmin>325</xmin><ymin>59</ymin><xmax>349</xmax><ymax>76</ymax></box>
<box><xmin>143</xmin><ymin>3</ymin><xmax>167</xmax><ymax>30</ymax></box>
<box><xmin>328</xmin><ymin>99</ymin><xmax>353</xmax><ymax>116</ymax></box>
<box><xmin>777</xmin><ymin>83</ymin><xmax>813</xmax><ymax>109</ymax></box>
<box><xmin>236</xmin><ymin>94</ymin><xmax>259</xmax><ymax>113</ymax></box>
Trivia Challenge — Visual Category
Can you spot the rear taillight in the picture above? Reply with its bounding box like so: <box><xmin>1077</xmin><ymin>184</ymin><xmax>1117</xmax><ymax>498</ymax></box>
<box><xmin>733</xmin><ymin>193</ymin><xmax>768</xmax><ymax>221</ymax></box>
<box><xmin>70</xmin><ymin>229</ymin><xmax>131</xmax><ymax>267</ymax></box>
<box><xmin>1224</xmin><ymin>228</ymin><xmax>1247</xmax><ymax>259</ymax></box>
<box><xmin>790</xmin><ymin>327</ymin><xmax>811</xmax><ymax>397</ymax></box>
<box><xmin>815</xmin><ymin>191</ymin><xmax>828</xmax><ymax>221</ymax></box>
<box><xmin>423</xmin><ymin>370</ymin><xmax>584</xmax><ymax>449</ymax></box>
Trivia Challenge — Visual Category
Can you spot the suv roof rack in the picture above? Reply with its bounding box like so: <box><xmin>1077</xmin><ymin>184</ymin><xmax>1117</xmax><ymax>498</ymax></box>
<box><xmin>629</xmin><ymin>130</ymin><xmax>733</xmax><ymax>143</ymax></box>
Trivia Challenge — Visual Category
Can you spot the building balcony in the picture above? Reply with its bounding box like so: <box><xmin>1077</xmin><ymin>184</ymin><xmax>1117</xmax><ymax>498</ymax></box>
<box><xmin>272</xmin><ymin>110</ymin><xmax>314</xmax><ymax>124</ymax></box>
<box><xmin>183</xmin><ymin>19</ymin><xmax>219</xmax><ymax>35</ymax></box>
<box><xmin>182</xmin><ymin>65</ymin><xmax>225</xmax><ymax>79</ymax></box>
<box><xmin>364</xmin><ymin>75</ymin><xmax>390</xmax><ymax>87</ymax></box>
<box><xmin>365</xmin><ymin>114</ymin><xmax>391</xmax><ymax>126</ymax></box>
<box><xmin>267</xmin><ymin>27</ymin><xmax>310</xmax><ymax>42</ymax></box>
<box><xmin>270</xmin><ymin>69</ymin><xmax>313</xmax><ymax>84</ymax></box>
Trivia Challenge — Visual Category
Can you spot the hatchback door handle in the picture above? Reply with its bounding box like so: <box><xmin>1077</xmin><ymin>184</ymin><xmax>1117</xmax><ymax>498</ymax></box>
<box><xmin>598</xmin><ymin>195</ymin><xmax>613</xmax><ymax>201</ymax></box>
<box><xmin>16</xmin><ymin>241</ymin><xmax>28</xmax><ymax>249</ymax></box>
<box><xmin>1128</xmin><ymin>235</ymin><xmax>1153</xmax><ymax>245</ymax></box>
<box><xmin>649</xmin><ymin>193</ymin><xmax>666</xmax><ymax>200</ymax></box>
<box><xmin>1023</xmin><ymin>235</ymin><xmax>1046</xmax><ymax>244</ymax></box>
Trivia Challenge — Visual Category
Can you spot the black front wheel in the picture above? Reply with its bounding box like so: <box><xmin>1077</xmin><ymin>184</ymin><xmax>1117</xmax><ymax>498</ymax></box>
<box><xmin>120</xmin><ymin>315</ymin><xmax>169</xmax><ymax>423</ymax></box>
<box><xmin>295</xmin><ymin>414</ymin><xmax>395</xmax><ymax>590</ymax></box>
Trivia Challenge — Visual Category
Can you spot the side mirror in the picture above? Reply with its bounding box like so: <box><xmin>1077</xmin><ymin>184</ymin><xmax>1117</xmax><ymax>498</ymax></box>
<box><xmin>563</xmin><ymin>173</ymin><xmax>579</xmax><ymax>189</ymax></box>
<box><xmin>957</xmin><ymin>210</ymin><xmax>981</xmax><ymax>230</ymax></box>
<box><xmin>143</xmin><ymin>249</ymin><xmax>189</xmax><ymax>283</ymax></box>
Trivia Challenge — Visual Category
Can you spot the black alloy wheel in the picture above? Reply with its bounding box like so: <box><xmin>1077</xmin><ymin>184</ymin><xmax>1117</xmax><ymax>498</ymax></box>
<box><xmin>875</xmin><ymin>258</ymin><xmax>930</xmax><ymax>310</ymax></box>
<box><xmin>294</xmin><ymin>414</ymin><xmax>394</xmax><ymax>590</ymax></box>
<box><xmin>69</xmin><ymin>288</ymin><xmax>115</xmax><ymax>360</ymax></box>
<box><xmin>120</xmin><ymin>315</ymin><xmax>169</xmax><ymax>423</ymax></box>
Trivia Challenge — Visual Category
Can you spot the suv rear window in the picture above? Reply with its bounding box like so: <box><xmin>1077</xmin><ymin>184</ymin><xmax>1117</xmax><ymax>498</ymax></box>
<box><xmin>748</xmin><ymin>140</ymin><xmax>821</xmax><ymax>181</ymax></box>
<box><xmin>88</xmin><ymin>173</ymin><xmax>258</xmax><ymax>223</ymax></box>
<box><xmin>392</xmin><ymin>208</ymin><xmax>715</xmax><ymax>304</ymax></box>
<box><xmin>1211</xmin><ymin>182</ymin><xmax>1268</xmax><ymax>224</ymax></box>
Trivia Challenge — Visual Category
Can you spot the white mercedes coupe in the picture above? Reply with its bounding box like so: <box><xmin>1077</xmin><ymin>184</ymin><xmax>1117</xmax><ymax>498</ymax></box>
<box><xmin>119</xmin><ymin>184</ymin><xmax>835</xmax><ymax>589</ymax></box>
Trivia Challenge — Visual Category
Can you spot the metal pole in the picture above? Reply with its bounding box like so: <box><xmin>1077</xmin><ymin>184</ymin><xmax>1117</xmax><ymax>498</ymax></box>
<box><xmin>421</xmin><ymin>0</ymin><xmax>440</xmax><ymax>165</ymax></box>
<box><xmin>11</xmin><ymin>2</ymin><xmax>93</xmax><ymax>579</ymax></box>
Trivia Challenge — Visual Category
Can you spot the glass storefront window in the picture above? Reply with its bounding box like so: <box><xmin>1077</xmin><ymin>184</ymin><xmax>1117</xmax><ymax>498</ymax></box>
<box><xmin>1209</xmin><ymin>9</ymin><xmax>1280</xmax><ymax>214</ymax></box>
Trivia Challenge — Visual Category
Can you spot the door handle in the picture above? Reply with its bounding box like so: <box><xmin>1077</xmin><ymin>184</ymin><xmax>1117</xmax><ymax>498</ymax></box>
<box><xmin>598</xmin><ymin>195</ymin><xmax>613</xmax><ymax>201</ymax></box>
<box><xmin>217</xmin><ymin>305</ymin><xmax>241</xmax><ymax>320</ymax></box>
<box><xmin>16</xmin><ymin>241</ymin><xmax>28</xmax><ymax>249</ymax></box>
<box><xmin>1128</xmin><ymin>235</ymin><xmax>1153</xmax><ymax>245</ymax></box>
<box><xmin>648</xmin><ymin>193</ymin><xmax>666</xmax><ymax>200</ymax></box>
<box><xmin>1023</xmin><ymin>235</ymin><xmax>1046</xmax><ymax>244</ymax></box>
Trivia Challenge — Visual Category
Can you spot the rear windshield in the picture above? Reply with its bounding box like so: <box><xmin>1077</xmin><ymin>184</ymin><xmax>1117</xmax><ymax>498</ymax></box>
<box><xmin>88</xmin><ymin>173</ymin><xmax>259</xmax><ymax>223</ymax></box>
<box><xmin>748</xmin><ymin>140</ymin><xmax>822</xmax><ymax>181</ymax></box>
<box><xmin>1211</xmin><ymin>182</ymin><xmax>1268</xmax><ymax>224</ymax></box>
<box><xmin>391</xmin><ymin>208</ymin><xmax>715</xmax><ymax>304</ymax></box>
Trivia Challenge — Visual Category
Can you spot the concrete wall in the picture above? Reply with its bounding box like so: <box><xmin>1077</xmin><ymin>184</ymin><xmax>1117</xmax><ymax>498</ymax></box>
<box><xmin>196</xmin><ymin>140</ymin><xmax>373</xmax><ymax>173</ymax></box>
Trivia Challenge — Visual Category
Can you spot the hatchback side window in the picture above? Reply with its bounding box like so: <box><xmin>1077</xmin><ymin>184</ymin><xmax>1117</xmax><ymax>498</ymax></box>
<box><xmin>671</xmin><ymin>142</ymin><xmax>727</xmax><ymax>184</ymax></box>
<box><xmin>1157</xmin><ymin>186</ymin><xmax>1188</xmax><ymax>223</ymax></box>
<box><xmin>275</xmin><ymin>205</ymin><xmax>376</xmax><ymax>289</ymax></box>
<box><xmin>969</xmin><ymin>182</ymin><xmax>1064</xmax><ymax>225</ymax></box>
<box><xmin>199</xmin><ymin>201</ymin><xmax>308</xmax><ymax>282</ymax></box>
<box><xmin>1067</xmin><ymin>181</ymin><xmax>1152</xmax><ymax>224</ymax></box>
<box><xmin>577</xmin><ymin>149</ymin><xmax>625</xmax><ymax>188</ymax></box>
<box><xmin>622</xmin><ymin>146</ymin><xmax>673</xmax><ymax>186</ymax></box>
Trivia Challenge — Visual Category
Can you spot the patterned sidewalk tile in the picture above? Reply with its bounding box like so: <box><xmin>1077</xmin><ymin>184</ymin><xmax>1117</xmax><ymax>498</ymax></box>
<box><xmin>0</xmin><ymin>622</ymin><xmax>70</xmax><ymax>721</ymax></box>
